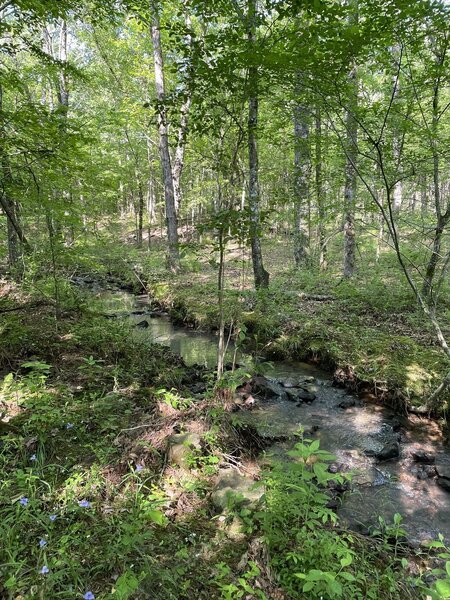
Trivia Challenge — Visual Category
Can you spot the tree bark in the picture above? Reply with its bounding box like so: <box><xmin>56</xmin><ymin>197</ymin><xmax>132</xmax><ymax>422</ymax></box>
<box><xmin>172</xmin><ymin>8</ymin><xmax>192</xmax><ymax>215</ymax></box>
<box><xmin>247</xmin><ymin>0</ymin><xmax>269</xmax><ymax>289</ymax></box>
<box><xmin>0</xmin><ymin>82</ymin><xmax>30</xmax><ymax>263</ymax></box>
<box><xmin>150</xmin><ymin>0</ymin><xmax>180</xmax><ymax>272</ymax></box>
<box><xmin>293</xmin><ymin>87</ymin><xmax>310</xmax><ymax>267</ymax></box>
<box><xmin>315</xmin><ymin>110</ymin><xmax>327</xmax><ymax>270</ymax></box>
<box><xmin>422</xmin><ymin>39</ymin><xmax>448</xmax><ymax>299</ymax></box>
<box><xmin>343</xmin><ymin>65</ymin><xmax>358</xmax><ymax>278</ymax></box>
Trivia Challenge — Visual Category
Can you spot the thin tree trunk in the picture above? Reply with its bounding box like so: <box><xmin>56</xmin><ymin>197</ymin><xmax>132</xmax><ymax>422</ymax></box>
<box><xmin>217</xmin><ymin>228</ymin><xmax>226</xmax><ymax>379</ymax></box>
<box><xmin>137</xmin><ymin>179</ymin><xmax>144</xmax><ymax>247</ymax></box>
<box><xmin>392</xmin><ymin>45</ymin><xmax>402</xmax><ymax>213</ymax></box>
<box><xmin>173</xmin><ymin>95</ymin><xmax>191</xmax><ymax>216</ymax></box>
<box><xmin>422</xmin><ymin>39</ymin><xmax>449</xmax><ymax>299</ymax></box>
<box><xmin>315</xmin><ymin>110</ymin><xmax>327</xmax><ymax>270</ymax></box>
<box><xmin>343</xmin><ymin>65</ymin><xmax>358</xmax><ymax>278</ymax></box>
<box><xmin>247</xmin><ymin>0</ymin><xmax>269</xmax><ymax>289</ymax></box>
<box><xmin>172</xmin><ymin>8</ymin><xmax>192</xmax><ymax>216</ymax></box>
<box><xmin>150</xmin><ymin>0</ymin><xmax>180</xmax><ymax>272</ymax></box>
<box><xmin>0</xmin><ymin>82</ymin><xmax>30</xmax><ymax>261</ymax></box>
<box><xmin>293</xmin><ymin>86</ymin><xmax>310</xmax><ymax>267</ymax></box>
<box><xmin>420</xmin><ymin>174</ymin><xmax>427</xmax><ymax>218</ymax></box>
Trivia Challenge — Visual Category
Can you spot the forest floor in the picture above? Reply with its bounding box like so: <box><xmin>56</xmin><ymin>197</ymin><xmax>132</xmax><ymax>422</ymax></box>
<box><xmin>0</xmin><ymin>234</ymin><xmax>449</xmax><ymax>599</ymax></box>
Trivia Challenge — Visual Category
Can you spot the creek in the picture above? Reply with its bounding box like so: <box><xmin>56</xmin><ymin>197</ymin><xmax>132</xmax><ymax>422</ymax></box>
<box><xmin>98</xmin><ymin>287</ymin><xmax>450</xmax><ymax>547</ymax></box>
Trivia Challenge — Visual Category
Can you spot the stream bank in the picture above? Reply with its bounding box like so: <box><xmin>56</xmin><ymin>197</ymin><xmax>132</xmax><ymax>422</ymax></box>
<box><xmin>98</xmin><ymin>285</ymin><xmax>450</xmax><ymax>548</ymax></box>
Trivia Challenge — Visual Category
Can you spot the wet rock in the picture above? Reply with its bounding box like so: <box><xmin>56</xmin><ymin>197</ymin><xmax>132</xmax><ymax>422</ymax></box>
<box><xmin>412</xmin><ymin>450</ymin><xmax>435</xmax><ymax>465</ymax></box>
<box><xmin>282</xmin><ymin>378</ymin><xmax>298</xmax><ymax>388</ymax></box>
<box><xmin>417</xmin><ymin>467</ymin><xmax>430</xmax><ymax>480</ymax></box>
<box><xmin>376</xmin><ymin>441</ymin><xmax>400</xmax><ymax>461</ymax></box>
<box><xmin>168</xmin><ymin>433</ymin><xmax>202</xmax><ymax>469</ymax></box>
<box><xmin>285</xmin><ymin>387</ymin><xmax>301</xmax><ymax>401</ymax></box>
<box><xmin>296</xmin><ymin>389</ymin><xmax>316</xmax><ymax>403</ymax></box>
<box><xmin>391</xmin><ymin>417</ymin><xmax>402</xmax><ymax>432</ymax></box>
<box><xmin>435</xmin><ymin>460</ymin><xmax>450</xmax><ymax>480</ymax></box>
<box><xmin>135</xmin><ymin>320</ymin><xmax>149</xmax><ymax>329</ymax></box>
<box><xmin>301</xmin><ymin>383</ymin><xmax>320</xmax><ymax>394</ymax></box>
<box><xmin>211</xmin><ymin>469</ymin><xmax>263</xmax><ymax>510</ymax></box>
<box><xmin>299</xmin><ymin>375</ymin><xmax>316</xmax><ymax>384</ymax></box>
<box><xmin>437</xmin><ymin>478</ymin><xmax>450</xmax><ymax>492</ymax></box>
<box><xmin>252</xmin><ymin>376</ymin><xmax>287</xmax><ymax>400</ymax></box>
<box><xmin>339</xmin><ymin>398</ymin><xmax>356</xmax><ymax>409</ymax></box>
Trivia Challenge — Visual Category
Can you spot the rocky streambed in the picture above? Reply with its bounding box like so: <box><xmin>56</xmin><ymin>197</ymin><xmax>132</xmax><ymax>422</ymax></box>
<box><xmin>98</xmin><ymin>288</ymin><xmax>450</xmax><ymax>547</ymax></box>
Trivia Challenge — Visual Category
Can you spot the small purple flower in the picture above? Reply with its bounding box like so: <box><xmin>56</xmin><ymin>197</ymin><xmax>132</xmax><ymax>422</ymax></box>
<box><xmin>49</xmin><ymin>514</ymin><xmax>57</xmax><ymax>522</ymax></box>
<box><xmin>135</xmin><ymin>464</ymin><xmax>144</xmax><ymax>472</ymax></box>
<box><xmin>19</xmin><ymin>497</ymin><xmax>29</xmax><ymax>506</ymax></box>
<box><xmin>65</xmin><ymin>423</ymin><xmax>74</xmax><ymax>430</ymax></box>
<box><xmin>39</xmin><ymin>539</ymin><xmax>47</xmax><ymax>548</ymax></box>
<box><xmin>84</xmin><ymin>592</ymin><xmax>95</xmax><ymax>600</ymax></box>
<box><xmin>40</xmin><ymin>565</ymin><xmax>49</xmax><ymax>575</ymax></box>
<box><xmin>30</xmin><ymin>454</ymin><xmax>37</xmax><ymax>461</ymax></box>
<box><xmin>78</xmin><ymin>500</ymin><xmax>90</xmax><ymax>508</ymax></box>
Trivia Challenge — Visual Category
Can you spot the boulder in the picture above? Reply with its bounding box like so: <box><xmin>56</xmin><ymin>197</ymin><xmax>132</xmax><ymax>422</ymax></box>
<box><xmin>411</xmin><ymin>450</ymin><xmax>435</xmax><ymax>465</ymax></box>
<box><xmin>435</xmin><ymin>460</ymin><xmax>450</xmax><ymax>480</ymax></box>
<box><xmin>376</xmin><ymin>441</ymin><xmax>400</xmax><ymax>462</ymax></box>
<box><xmin>437</xmin><ymin>478</ymin><xmax>450</xmax><ymax>492</ymax></box>
<box><xmin>282</xmin><ymin>378</ymin><xmax>298</xmax><ymax>388</ymax></box>
<box><xmin>252</xmin><ymin>376</ymin><xmax>287</xmax><ymax>400</ymax></box>
<box><xmin>168</xmin><ymin>433</ymin><xmax>202</xmax><ymax>469</ymax></box>
<box><xmin>301</xmin><ymin>383</ymin><xmax>320</xmax><ymax>394</ymax></box>
<box><xmin>296</xmin><ymin>389</ymin><xmax>316</xmax><ymax>403</ymax></box>
<box><xmin>211</xmin><ymin>469</ymin><xmax>264</xmax><ymax>510</ymax></box>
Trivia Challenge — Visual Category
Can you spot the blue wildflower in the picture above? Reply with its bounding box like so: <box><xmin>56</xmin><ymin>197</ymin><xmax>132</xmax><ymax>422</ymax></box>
<box><xmin>84</xmin><ymin>592</ymin><xmax>95</xmax><ymax>600</ymax></box>
<box><xmin>40</xmin><ymin>565</ymin><xmax>49</xmax><ymax>575</ymax></box>
<box><xmin>39</xmin><ymin>539</ymin><xmax>47</xmax><ymax>548</ymax></box>
<box><xmin>78</xmin><ymin>500</ymin><xmax>90</xmax><ymax>508</ymax></box>
<box><xmin>135</xmin><ymin>464</ymin><xmax>144</xmax><ymax>472</ymax></box>
<box><xmin>66</xmin><ymin>423</ymin><xmax>74</xmax><ymax>430</ymax></box>
<box><xmin>19</xmin><ymin>497</ymin><xmax>28</xmax><ymax>506</ymax></box>
<box><xmin>30</xmin><ymin>454</ymin><xmax>37</xmax><ymax>461</ymax></box>
<box><xmin>49</xmin><ymin>514</ymin><xmax>57</xmax><ymax>522</ymax></box>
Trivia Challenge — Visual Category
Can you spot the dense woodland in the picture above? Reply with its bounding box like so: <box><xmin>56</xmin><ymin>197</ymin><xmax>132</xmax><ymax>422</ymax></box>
<box><xmin>1</xmin><ymin>0</ymin><xmax>450</xmax><ymax>598</ymax></box>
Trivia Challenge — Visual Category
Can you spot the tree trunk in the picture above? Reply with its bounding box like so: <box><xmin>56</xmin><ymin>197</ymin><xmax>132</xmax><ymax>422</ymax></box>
<box><xmin>422</xmin><ymin>39</ymin><xmax>448</xmax><ymax>299</ymax></box>
<box><xmin>172</xmin><ymin>8</ymin><xmax>192</xmax><ymax>216</ymax></box>
<box><xmin>315</xmin><ymin>110</ymin><xmax>327</xmax><ymax>270</ymax></box>
<box><xmin>293</xmin><ymin>87</ymin><xmax>310</xmax><ymax>267</ymax></box>
<box><xmin>423</xmin><ymin>214</ymin><xmax>449</xmax><ymax>299</ymax></box>
<box><xmin>391</xmin><ymin>45</ymin><xmax>402</xmax><ymax>213</ymax></box>
<box><xmin>343</xmin><ymin>65</ymin><xmax>358</xmax><ymax>278</ymax></box>
<box><xmin>137</xmin><ymin>179</ymin><xmax>144</xmax><ymax>247</ymax></box>
<box><xmin>150</xmin><ymin>0</ymin><xmax>180</xmax><ymax>272</ymax></box>
<box><xmin>172</xmin><ymin>95</ymin><xmax>191</xmax><ymax>216</ymax></box>
<box><xmin>0</xmin><ymin>81</ymin><xmax>30</xmax><ymax>264</ymax></box>
<box><xmin>247</xmin><ymin>0</ymin><xmax>269</xmax><ymax>289</ymax></box>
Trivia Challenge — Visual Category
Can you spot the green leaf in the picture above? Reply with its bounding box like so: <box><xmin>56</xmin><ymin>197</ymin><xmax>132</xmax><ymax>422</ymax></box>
<box><xmin>436</xmin><ymin>579</ymin><xmax>450</xmax><ymax>598</ymax></box>
<box><xmin>340</xmin><ymin>554</ymin><xmax>352</xmax><ymax>568</ymax></box>
<box><xmin>145</xmin><ymin>510</ymin><xmax>167</xmax><ymax>526</ymax></box>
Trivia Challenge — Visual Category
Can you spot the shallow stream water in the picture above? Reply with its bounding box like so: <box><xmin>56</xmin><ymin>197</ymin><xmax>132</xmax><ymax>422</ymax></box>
<box><xmin>99</xmin><ymin>288</ymin><xmax>450</xmax><ymax>546</ymax></box>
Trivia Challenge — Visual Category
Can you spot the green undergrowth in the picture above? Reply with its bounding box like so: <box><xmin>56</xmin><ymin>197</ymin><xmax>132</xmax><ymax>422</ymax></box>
<box><xmin>144</xmin><ymin>241</ymin><xmax>450</xmax><ymax>410</ymax></box>
<box><xmin>0</xmin><ymin>290</ymin><xmax>239</xmax><ymax>599</ymax></box>
<box><xmin>1</xmin><ymin>278</ymin><xmax>449</xmax><ymax>599</ymax></box>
